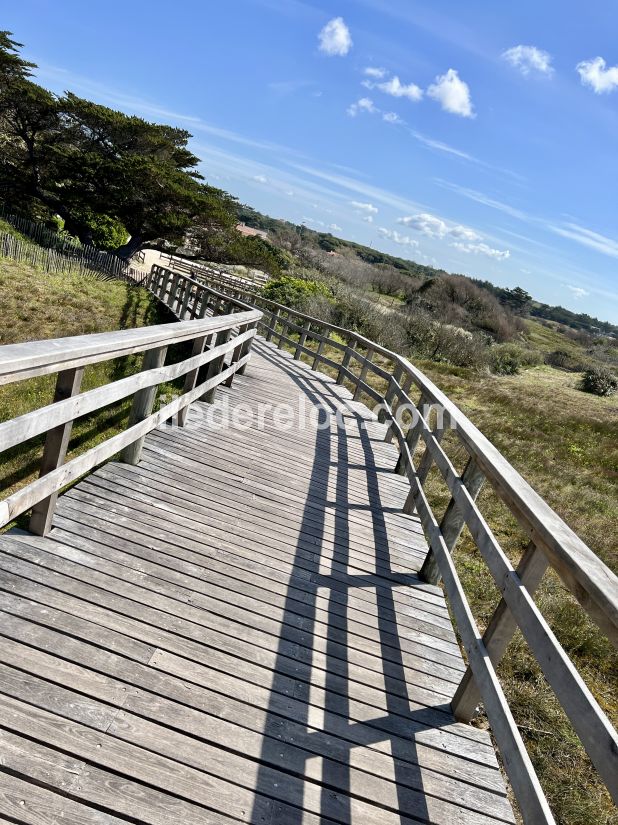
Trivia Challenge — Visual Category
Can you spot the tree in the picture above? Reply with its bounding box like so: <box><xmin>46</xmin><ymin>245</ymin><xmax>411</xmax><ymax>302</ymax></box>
<box><xmin>0</xmin><ymin>32</ymin><xmax>239</xmax><ymax>256</ymax></box>
<box><xmin>501</xmin><ymin>286</ymin><xmax>532</xmax><ymax>315</ymax></box>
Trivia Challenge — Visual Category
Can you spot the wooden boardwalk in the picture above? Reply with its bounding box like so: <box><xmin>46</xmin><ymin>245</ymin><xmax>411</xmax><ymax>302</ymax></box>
<box><xmin>0</xmin><ymin>338</ymin><xmax>514</xmax><ymax>825</ymax></box>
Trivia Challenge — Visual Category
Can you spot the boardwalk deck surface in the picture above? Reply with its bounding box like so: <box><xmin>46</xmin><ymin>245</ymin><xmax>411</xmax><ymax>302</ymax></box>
<box><xmin>0</xmin><ymin>339</ymin><xmax>514</xmax><ymax>825</ymax></box>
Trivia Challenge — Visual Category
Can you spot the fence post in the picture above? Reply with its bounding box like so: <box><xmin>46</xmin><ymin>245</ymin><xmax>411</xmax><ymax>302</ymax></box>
<box><xmin>395</xmin><ymin>392</ymin><xmax>429</xmax><ymax>475</ymax></box>
<box><xmin>419</xmin><ymin>456</ymin><xmax>486</xmax><ymax>585</ymax></box>
<box><xmin>378</xmin><ymin>363</ymin><xmax>403</xmax><ymax>425</ymax></box>
<box><xmin>265</xmin><ymin>308</ymin><xmax>280</xmax><ymax>342</ymax></box>
<box><xmin>202</xmin><ymin>329</ymin><xmax>231</xmax><ymax>404</ymax></box>
<box><xmin>29</xmin><ymin>367</ymin><xmax>85</xmax><ymax>536</ymax></box>
<box><xmin>451</xmin><ymin>541</ymin><xmax>549</xmax><ymax>722</ymax></box>
<box><xmin>337</xmin><ymin>340</ymin><xmax>355</xmax><ymax>385</ymax></box>
<box><xmin>295</xmin><ymin>320</ymin><xmax>311</xmax><ymax>359</ymax></box>
<box><xmin>177</xmin><ymin>335</ymin><xmax>209</xmax><ymax>428</ymax></box>
<box><xmin>121</xmin><ymin>346</ymin><xmax>168</xmax><ymax>465</ymax></box>
<box><xmin>353</xmin><ymin>346</ymin><xmax>374</xmax><ymax>401</ymax></box>
<box><xmin>385</xmin><ymin>371</ymin><xmax>412</xmax><ymax>443</ymax></box>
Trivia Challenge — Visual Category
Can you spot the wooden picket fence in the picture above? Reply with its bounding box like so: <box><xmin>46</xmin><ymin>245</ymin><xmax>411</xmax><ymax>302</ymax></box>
<box><xmin>0</xmin><ymin>206</ymin><xmax>143</xmax><ymax>282</ymax></box>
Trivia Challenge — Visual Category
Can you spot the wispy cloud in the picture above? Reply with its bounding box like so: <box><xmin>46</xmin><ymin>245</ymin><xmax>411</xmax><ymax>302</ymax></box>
<box><xmin>564</xmin><ymin>284</ymin><xmax>590</xmax><ymax>299</ymax></box>
<box><xmin>576</xmin><ymin>57</ymin><xmax>618</xmax><ymax>94</ymax></box>
<box><xmin>346</xmin><ymin>97</ymin><xmax>378</xmax><ymax>116</ymax></box>
<box><xmin>363</xmin><ymin>74</ymin><xmax>423</xmax><ymax>102</ymax></box>
<box><xmin>427</xmin><ymin>69</ymin><xmax>475</xmax><ymax>118</ymax></box>
<box><xmin>549</xmin><ymin>222</ymin><xmax>618</xmax><ymax>259</ymax></box>
<box><xmin>377</xmin><ymin>227</ymin><xmax>419</xmax><ymax>247</ymax></box>
<box><xmin>397</xmin><ymin>212</ymin><xmax>480</xmax><ymax>241</ymax></box>
<box><xmin>383</xmin><ymin>112</ymin><xmax>403</xmax><ymax>124</ymax></box>
<box><xmin>435</xmin><ymin>179</ymin><xmax>530</xmax><ymax>221</ymax></box>
<box><xmin>318</xmin><ymin>17</ymin><xmax>352</xmax><ymax>56</ymax></box>
<box><xmin>252</xmin><ymin>174</ymin><xmax>268</xmax><ymax>184</ymax></box>
<box><xmin>363</xmin><ymin>67</ymin><xmax>388</xmax><ymax>79</ymax></box>
<box><xmin>451</xmin><ymin>241</ymin><xmax>510</xmax><ymax>260</ymax></box>
<box><xmin>351</xmin><ymin>201</ymin><xmax>378</xmax><ymax>214</ymax></box>
<box><xmin>328</xmin><ymin>223</ymin><xmax>342</xmax><ymax>232</ymax></box>
<box><xmin>502</xmin><ymin>45</ymin><xmax>554</xmax><ymax>77</ymax></box>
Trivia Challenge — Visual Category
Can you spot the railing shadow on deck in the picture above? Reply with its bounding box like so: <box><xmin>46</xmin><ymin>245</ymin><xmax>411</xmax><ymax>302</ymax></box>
<box><xmin>248</xmin><ymin>343</ymin><xmax>472</xmax><ymax>824</ymax></box>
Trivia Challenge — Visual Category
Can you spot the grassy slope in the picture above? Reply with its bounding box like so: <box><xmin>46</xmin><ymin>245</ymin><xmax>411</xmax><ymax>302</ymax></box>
<box><xmin>0</xmin><ymin>257</ymin><xmax>165</xmax><ymax>526</ymax></box>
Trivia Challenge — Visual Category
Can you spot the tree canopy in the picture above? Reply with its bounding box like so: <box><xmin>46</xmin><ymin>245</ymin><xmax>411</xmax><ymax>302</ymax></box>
<box><xmin>0</xmin><ymin>31</ymin><xmax>278</xmax><ymax>265</ymax></box>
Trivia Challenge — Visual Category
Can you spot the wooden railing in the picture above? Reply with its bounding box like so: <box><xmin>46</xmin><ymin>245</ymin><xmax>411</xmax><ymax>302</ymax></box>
<box><xmin>159</xmin><ymin>252</ymin><xmax>270</xmax><ymax>288</ymax></box>
<box><xmin>175</xmin><ymin>264</ymin><xmax>618</xmax><ymax>824</ymax></box>
<box><xmin>0</xmin><ymin>271</ymin><xmax>261</xmax><ymax>537</ymax></box>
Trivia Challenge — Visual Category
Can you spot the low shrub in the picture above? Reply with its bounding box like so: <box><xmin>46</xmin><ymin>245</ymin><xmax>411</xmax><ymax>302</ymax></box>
<box><xmin>262</xmin><ymin>275</ymin><xmax>331</xmax><ymax>310</ymax></box>
<box><xmin>579</xmin><ymin>366</ymin><xmax>618</xmax><ymax>397</ymax></box>
<box><xmin>490</xmin><ymin>343</ymin><xmax>542</xmax><ymax>375</ymax></box>
<box><xmin>545</xmin><ymin>349</ymin><xmax>587</xmax><ymax>372</ymax></box>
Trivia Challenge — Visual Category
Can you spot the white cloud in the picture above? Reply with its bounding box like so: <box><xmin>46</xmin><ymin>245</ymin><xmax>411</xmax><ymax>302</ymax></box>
<box><xmin>253</xmin><ymin>174</ymin><xmax>268</xmax><ymax>183</ymax></box>
<box><xmin>550</xmin><ymin>222</ymin><xmax>618</xmax><ymax>258</ymax></box>
<box><xmin>364</xmin><ymin>67</ymin><xmax>387</xmax><ymax>79</ymax></box>
<box><xmin>346</xmin><ymin>97</ymin><xmax>378</xmax><ymax>116</ymax></box>
<box><xmin>377</xmin><ymin>227</ymin><xmax>419</xmax><ymax>247</ymax></box>
<box><xmin>451</xmin><ymin>241</ymin><xmax>511</xmax><ymax>260</ymax></box>
<box><xmin>397</xmin><ymin>212</ymin><xmax>480</xmax><ymax>242</ymax></box>
<box><xmin>351</xmin><ymin>201</ymin><xmax>378</xmax><ymax>214</ymax></box>
<box><xmin>328</xmin><ymin>223</ymin><xmax>342</xmax><ymax>232</ymax></box>
<box><xmin>383</xmin><ymin>112</ymin><xmax>403</xmax><ymax>124</ymax></box>
<box><xmin>362</xmin><ymin>215</ymin><xmax>374</xmax><ymax>223</ymax></box>
<box><xmin>364</xmin><ymin>74</ymin><xmax>423</xmax><ymax>102</ymax></box>
<box><xmin>502</xmin><ymin>45</ymin><xmax>554</xmax><ymax>76</ymax></box>
<box><xmin>302</xmin><ymin>216</ymin><xmax>326</xmax><ymax>227</ymax></box>
<box><xmin>318</xmin><ymin>17</ymin><xmax>352</xmax><ymax>57</ymax></box>
<box><xmin>427</xmin><ymin>69</ymin><xmax>475</xmax><ymax>117</ymax></box>
<box><xmin>564</xmin><ymin>284</ymin><xmax>590</xmax><ymax>299</ymax></box>
<box><xmin>576</xmin><ymin>57</ymin><xmax>618</xmax><ymax>94</ymax></box>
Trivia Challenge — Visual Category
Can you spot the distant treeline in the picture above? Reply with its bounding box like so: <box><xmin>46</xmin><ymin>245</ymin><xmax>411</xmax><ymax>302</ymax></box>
<box><xmin>237</xmin><ymin>205</ymin><xmax>616</xmax><ymax>336</ymax></box>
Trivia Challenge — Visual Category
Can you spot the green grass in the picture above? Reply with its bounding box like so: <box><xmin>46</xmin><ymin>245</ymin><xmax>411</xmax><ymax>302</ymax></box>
<box><xmin>0</xmin><ymin>257</ymin><xmax>168</xmax><ymax>529</ymax></box>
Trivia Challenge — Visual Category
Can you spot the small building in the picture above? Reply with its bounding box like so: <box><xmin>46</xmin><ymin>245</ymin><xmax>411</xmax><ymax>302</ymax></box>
<box><xmin>236</xmin><ymin>222</ymin><xmax>268</xmax><ymax>240</ymax></box>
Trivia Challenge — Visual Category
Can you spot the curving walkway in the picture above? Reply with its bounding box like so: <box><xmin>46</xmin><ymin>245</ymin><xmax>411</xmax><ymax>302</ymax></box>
<box><xmin>0</xmin><ymin>338</ymin><xmax>514</xmax><ymax>824</ymax></box>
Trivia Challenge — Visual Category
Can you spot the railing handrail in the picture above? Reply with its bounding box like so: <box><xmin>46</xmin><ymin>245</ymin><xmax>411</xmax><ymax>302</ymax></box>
<box><xmin>0</xmin><ymin>309</ymin><xmax>260</xmax><ymax>385</ymax></box>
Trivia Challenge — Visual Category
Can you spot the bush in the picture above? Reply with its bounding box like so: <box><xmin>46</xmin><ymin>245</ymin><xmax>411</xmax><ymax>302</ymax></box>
<box><xmin>579</xmin><ymin>367</ymin><xmax>618</xmax><ymax>397</ymax></box>
<box><xmin>78</xmin><ymin>210</ymin><xmax>129</xmax><ymax>250</ymax></box>
<box><xmin>490</xmin><ymin>343</ymin><xmax>541</xmax><ymax>375</ymax></box>
<box><xmin>545</xmin><ymin>349</ymin><xmax>587</xmax><ymax>372</ymax></box>
<box><xmin>262</xmin><ymin>275</ymin><xmax>331</xmax><ymax>310</ymax></box>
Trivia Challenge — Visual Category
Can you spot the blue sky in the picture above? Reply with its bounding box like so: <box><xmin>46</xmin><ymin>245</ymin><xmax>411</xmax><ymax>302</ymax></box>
<box><xmin>5</xmin><ymin>0</ymin><xmax>618</xmax><ymax>322</ymax></box>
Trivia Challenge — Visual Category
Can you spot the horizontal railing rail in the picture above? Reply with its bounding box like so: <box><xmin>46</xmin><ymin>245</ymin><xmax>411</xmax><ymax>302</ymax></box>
<box><xmin>0</xmin><ymin>268</ymin><xmax>261</xmax><ymax>537</ymax></box>
<box><xmin>180</xmin><ymin>265</ymin><xmax>618</xmax><ymax>824</ymax></box>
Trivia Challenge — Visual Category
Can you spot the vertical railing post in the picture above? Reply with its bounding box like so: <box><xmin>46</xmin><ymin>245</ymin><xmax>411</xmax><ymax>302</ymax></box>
<box><xmin>451</xmin><ymin>541</ymin><xmax>549</xmax><ymax>722</ymax></box>
<box><xmin>277</xmin><ymin>313</ymin><xmax>288</xmax><ymax>348</ymax></box>
<box><xmin>419</xmin><ymin>456</ymin><xmax>486</xmax><ymax>585</ymax></box>
<box><xmin>395</xmin><ymin>391</ymin><xmax>429</xmax><ymax>475</ymax></box>
<box><xmin>353</xmin><ymin>346</ymin><xmax>374</xmax><ymax>401</ymax></box>
<box><xmin>202</xmin><ymin>329</ymin><xmax>231</xmax><ymax>404</ymax></box>
<box><xmin>237</xmin><ymin>321</ymin><xmax>257</xmax><ymax>376</ymax></box>
<box><xmin>385</xmin><ymin>371</ymin><xmax>412</xmax><ymax>443</ymax></box>
<box><xmin>224</xmin><ymin>323</ymin><xmax>249</xmax><ymax>387</ymax></box>
<box><xmin>177</xmin><ymin>334</ymin><xmax>208</xmax><ymax>428</ymax></box>
<box><xmin>180</xmin><ymin>280</ymin><xmax>193</xmax><ymax>319</ymax></box>
<box><xmin>121</xmin><ymin>345</ymin><xmax>168</xmax><ymax>465</ymax></box>
<box><xmin>378</xmin><ymin>363</ymin><xmax>402</xmax><ymax>424</ymax></box>
<box><xmin>312</xmin><ymin>334</ymin><xmax>326</xmax><ymax>371</ymax></box>
<box><xmin>295</xmin><ymin>320</ymin><xmax>310</xmax><ymax>359</ymax></box>
<box><xmin>29</xmin><ymin>367</ymin><xmax>85</xmax><ymax>536</ymax></box>
<box><xmin>337</xmin><ymin>339</ymin><xmax>356</xmax><ymax>385</ymax></box>
<box><xmin>265</xmin><ymin>308</ymin><xmax>279</xmax><ymax>342</ymax></box>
